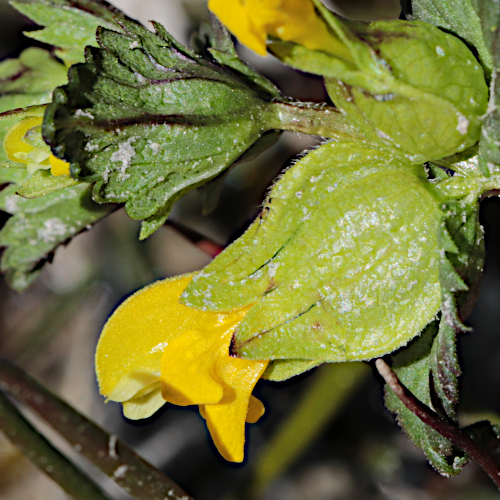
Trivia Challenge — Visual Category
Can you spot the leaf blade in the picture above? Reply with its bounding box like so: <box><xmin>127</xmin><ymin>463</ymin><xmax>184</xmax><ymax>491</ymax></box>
<box><xmin>44</xmin><ymin>19</ymin><xmax>279</xmax><ymax>237</ymax></box>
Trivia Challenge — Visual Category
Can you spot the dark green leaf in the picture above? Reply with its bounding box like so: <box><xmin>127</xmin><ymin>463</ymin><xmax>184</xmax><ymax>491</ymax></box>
<box><xmin>385</xmin><ymin>192</ymin><xmax>484</xmax><ymax>475</ymax></box>
<box><xmin>44</xmin><ymin>19</ymin><xmax>280</xmax><ymax>238</ymax></box>
<box><xmin>443</xmin><ymin>199</ymin><xmax>485</xmax><ymax>319</ymax></box>
<box><xmin>430</xmin><ymin>318</ymin><xmax>461</xmax><ymax>418</ymax></box>
<box><xmin>10</xmin><ymin>0</ymin><xmax>128</xmax><ymax>65</ymax></box>
<box><xmin>0</xmin><ymin>173</ymin><xmax>113</xmax><ymax>290</ymax></box>
<box><xmin>472</xmin><ymin>0</ymin><xmax>500</xmax><ymax>65</ymax></box>
<box><xmin>384</xmin><ymin>323</ymin><xmax>468</xmax><ymax>476</ymax></box>
<box><xmin>478</xmin><ymin>27</ymin><xmax>500</xmax><ymax>176</ymax></box>
<box><xmin>192</xmin><ymin>14</ymin><xmax>281</xmax><ymax>99</ymax></box>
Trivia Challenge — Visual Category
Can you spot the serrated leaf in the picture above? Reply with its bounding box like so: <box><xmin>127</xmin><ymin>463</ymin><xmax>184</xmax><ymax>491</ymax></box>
<box><xmin>183</xmin><ymin>141</ymin><xmax>443</xmax><ymax>364</ymax></box>
<box><xmin>406</xmin><ymin>0</ymin><xmax>492</xmax><ymax>73</ymax></box>
<box><xmin>385</xmin><ymin>323</ymin><xmax>468</xmax><ymax>476</ymax></box>
<box><xmin>478</xmin><ymin>27</ymin><xmax>500</xmax><ymax>176</ymax></box>
<box><xmin>44</xmin><ymin>19</ymin><xmax>280</xmax><ymax>238</ymax></box>
<box><xmin>385</xmin><ymin>191</ymin><xmax>485</xmax><ymax>475</ymax></box>
<box><xmin>439</xmin><ymin>257</ymin><xmax>468</xmax><ymax>294</ymax></box>
<box><xmin>193</xmin><ymin>14</ymin><xmax>281</xmax><ymax>99</ymax></box>
<box><xmin>430</xmin><ymin>318</ymin><xmax>461</xmax><ymax>418</ymax></box>
<box><xmin>0</xmin><ymin>176</ymin><xmax>113</xmax><ymax>290</ymax></box>
<box><xmin>443</xmin><ymin>199</ymin><xmax>485</xmax><ymax>319</ymax></box>
<box><xmin>11</xmin><ymin>0</ymin><xmax>127</xmax><ymax>65</ymax></box>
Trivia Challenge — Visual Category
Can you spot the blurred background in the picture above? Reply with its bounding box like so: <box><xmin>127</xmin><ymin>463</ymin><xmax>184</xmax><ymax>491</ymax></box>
<box><xmin>1</xmin><ymin>0</ymin><xmax>500</xmax><ymax>498</ymax></box>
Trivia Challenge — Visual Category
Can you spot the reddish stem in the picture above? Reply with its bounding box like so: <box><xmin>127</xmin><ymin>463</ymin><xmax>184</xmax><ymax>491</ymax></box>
<box><xmin>375</xmin><ymin>358</ymin><xmax>500</xmax><ymax>489</ymax></box>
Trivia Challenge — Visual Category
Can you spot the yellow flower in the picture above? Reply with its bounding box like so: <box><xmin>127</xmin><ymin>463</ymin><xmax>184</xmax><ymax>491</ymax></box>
<box><xmin>3</xmin><ymin>114</ymin><xmax>70</xmax><ymax>176</ymax></box>
<box><xmin>96</xmin><ymin>274</ymin><xmax>268</xmax><ymax>462</ymax></box>
<box><xmin>208</xmin><ymin>0</ymin><xmax>344</xmax><ymax>56</ymax></box>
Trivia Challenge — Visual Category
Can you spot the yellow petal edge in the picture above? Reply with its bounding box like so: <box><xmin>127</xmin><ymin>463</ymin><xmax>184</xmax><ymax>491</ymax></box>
<box><xmin>96</xmin><ymin>274</ymin><xmax>268</xmax><ymax>462</ymax></box>
<box><xmin>3</xmin><ymin>115</ymin><xmax>70</xmax><ymax>176</ymax></box>
<box><xmin>208</xmin><ymin>0</ymin><xmax>341</xmax><ymax>56</ymax></box>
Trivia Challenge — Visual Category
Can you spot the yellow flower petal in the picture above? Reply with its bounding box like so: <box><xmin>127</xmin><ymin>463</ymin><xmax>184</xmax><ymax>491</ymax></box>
<box><xmin>209</xmin><ymin>0</ymin><xmax>268</xmax><ymax>55</ymax></box>
<box><xmin>246</xmin><ymin>395</ymin><xmax>265</xmax><ymax>424</ymax></box>
<box><xmin>49</xmin><ymin>155</ymin><xmax>71</xmax><ymax>176</ymax></box>
<box><xmin>122</xmin><ymin>386</ymin><xmax>166</xmax><ymax>420</ymax></box>
<box><xmin>209</xmin><ymin>0</ymin><xmax>342</xmax><ymax>56</ymax></box>
<box><xmin>97</xmin><ymin>275</ymin><xmax>194</xmax><ymax>400</ymax></box>
<box><xmin>159</xmin><ymin>309</ymin><xmax>248</xmax><ymax>406</ymax></box>
<box><xmin>4</xmin><ymin>113</ymin><xmax>71</xmax><ymax>176</ymax></box>
<box><xmin>199</xmin><ymin>357</ymin><xmax>267</xmax><ymax>462</ymax></box>
<box><xmin>3</xmin><ymin>116</ymin><xmax>41</xmax><ymax>163</ymax></box>
<box><xmin>96</xmin><ymin>273</ymin><xmax>269</xmax><ymax>462</ymax></box>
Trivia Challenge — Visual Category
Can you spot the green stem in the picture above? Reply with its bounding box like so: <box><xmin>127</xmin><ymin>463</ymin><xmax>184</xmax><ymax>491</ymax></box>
<box><xmin>269</xmin><ymin>100</ymin><xmax>360</xmax><ymax>140</ymax></box>
<box><xmin>0</xmin><ymin>390</ymin><xmax>112</xmax><ymax>500</ymax></box>
<box><xmin>0</xmin><ymin>359</ymin><xmax>193</xmax><ymax>500</ymax></box>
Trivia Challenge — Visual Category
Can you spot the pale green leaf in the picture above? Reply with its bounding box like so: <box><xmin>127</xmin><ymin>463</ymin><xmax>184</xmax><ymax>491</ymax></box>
<box><xmin>385</xmin><ymin>188</ymin><xmax>484</xmax><ymax>474</ymax></box>
<box><xmin>270</xmin><ymin>12</ymin><xmax>488</xmax><ymax>163</ymax></box>
<box><xmin>16</xmin><ymin>170</ymin><xmax>79</xmax><ymax>198</ymax></box>
<box><xmin>406</xmin><ymin>0</ymin><xmax>492</xmax><ymax>73</ymax></box>
<box><xmin>263</xmin><ymin>359</ymin><xmax>321</xmax><ymax>381</ymax></box>
<box><xmin>183</xmin><ymin>142</ymin><xmax>443</xmax><ymax>365</ymax></box>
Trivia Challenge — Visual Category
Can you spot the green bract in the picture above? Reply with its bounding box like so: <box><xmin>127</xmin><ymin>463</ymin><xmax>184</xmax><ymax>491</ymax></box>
<box><xmin>0</xmin><ymin>166</ymin><xmax>113</xmax><ymax>291</ymax></box>
<box><xmin>182</xmin><ymin>141</ymin><xmax>445</xmax><ymax>377</ymax></box>
<box><xmin>44</xmin><ymin>18</ymin><xmax>281</xmax><ymax>238</ymax></box>
<box><xmin>10</xmin><ymin>0</ymin><xmax>127</xmax><ymax>66</ymax></box>
<box><xmin>270</xmin><ymin>4</ymin><xmax>488</xmax><ymax>163</ymax></box>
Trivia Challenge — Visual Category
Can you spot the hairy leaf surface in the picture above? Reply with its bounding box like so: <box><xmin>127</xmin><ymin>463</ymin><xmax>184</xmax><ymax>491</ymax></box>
<box><xmin>385</xmin><ymin>184</ymin><xmax>484</xmax><ymax>473</ymax></box>
<box><xmin>45</xmin><ymin>19</ymin><xmax>280</xmax><ymax>238</ymax></box>
<box><xmin>184</xmin><ymin>142</ymin><xmax>443</xmax><ymax>364</ymax></box>
<box><xmin>384</xmin><ymin>323</ymin><xmax>468</xmax><ymax>476</ymax></box>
